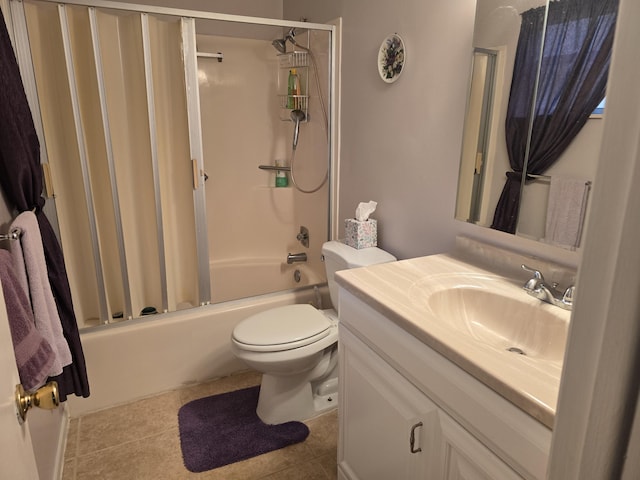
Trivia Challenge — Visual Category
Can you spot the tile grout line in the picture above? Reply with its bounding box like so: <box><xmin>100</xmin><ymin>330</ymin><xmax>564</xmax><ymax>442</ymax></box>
<box><xmin>74</xmin><ymin>424</ymin><xmax>181</xmax><ymax>460</ymax></box>
<box><xmin>70</xmin><ymin>417</ymin><xmax>81</xmax><ymax>480</ymax></box>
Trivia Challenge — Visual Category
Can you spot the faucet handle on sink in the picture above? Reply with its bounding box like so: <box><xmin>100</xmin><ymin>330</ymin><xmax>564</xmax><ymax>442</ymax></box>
<box><xmin>521</xmin><ymin>264</ymin><xmax>545</xmax><ymax>290</ymax></box>
<box><xmin>562</xmin><ymin>285</ymin><xmax>575</xmax><ymax>306</ymax></box>
<box><xmin>521</xmin><ymin>265</ymin><xmax>574</xmax><ymax>311</ymax></box>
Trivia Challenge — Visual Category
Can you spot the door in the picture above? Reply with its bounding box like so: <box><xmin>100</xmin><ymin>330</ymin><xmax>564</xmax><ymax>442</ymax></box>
<box><xmin>0</xmin><ymin>282</ymin><xmax>39</xmax><ymax>479</ymax></box>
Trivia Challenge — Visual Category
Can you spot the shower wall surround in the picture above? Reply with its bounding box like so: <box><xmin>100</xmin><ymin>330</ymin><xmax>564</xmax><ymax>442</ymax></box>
<box><xmin>16</xmin><ymin>0</ymin><xmax>334</xmax><ymax>328</ymax></box>
<box><xmin>197</xmin><ymin>32</ymin><xmax>331</xmax><ymax>304</ymax></box>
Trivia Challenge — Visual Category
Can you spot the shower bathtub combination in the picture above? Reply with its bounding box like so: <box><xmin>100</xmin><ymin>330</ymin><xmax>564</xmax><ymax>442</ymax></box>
<box><xmin>4</xmin><ymin>0</ymin><xmax>339</xmax><ymax>414</ymax></box>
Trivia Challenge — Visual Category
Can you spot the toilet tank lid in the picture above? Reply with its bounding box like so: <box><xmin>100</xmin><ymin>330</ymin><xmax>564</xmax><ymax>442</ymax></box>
<box><xmin>322</xmin><ymin>240</ymin><xmax>396</xmax><ymax>268</ymax></box>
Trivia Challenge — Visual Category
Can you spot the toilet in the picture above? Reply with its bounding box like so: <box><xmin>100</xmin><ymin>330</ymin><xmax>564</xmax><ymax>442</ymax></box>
<box><xmin>230</xmin><ymin>240</ymin><xmax>396</xmax><ymax>424</ymax></box>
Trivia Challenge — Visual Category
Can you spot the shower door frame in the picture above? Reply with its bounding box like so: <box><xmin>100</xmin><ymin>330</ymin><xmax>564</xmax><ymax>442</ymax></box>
<box><xmin>8</xmin><ymin>0</ymin><xmax>338</xmax><ymax>327</ymax></box>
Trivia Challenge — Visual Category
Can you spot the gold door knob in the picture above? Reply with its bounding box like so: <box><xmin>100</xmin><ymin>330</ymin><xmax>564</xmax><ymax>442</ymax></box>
<box><xmin>15</xmin><ymin>381</ymin><xmax>59</xmax><ymax>423</ymax></box>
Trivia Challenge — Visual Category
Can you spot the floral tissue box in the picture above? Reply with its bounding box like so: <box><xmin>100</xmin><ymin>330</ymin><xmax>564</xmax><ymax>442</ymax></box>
<box><xmin>344</xmin><ymin>219</ymin><xmax>377</xmax><ymax>249</ymax></box>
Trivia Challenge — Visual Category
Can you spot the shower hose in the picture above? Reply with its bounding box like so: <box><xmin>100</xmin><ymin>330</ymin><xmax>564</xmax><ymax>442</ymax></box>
<box><xmin>289</xmin><ymin>46</ymin><xmax>329</xmax><ymax>195</ymax></box>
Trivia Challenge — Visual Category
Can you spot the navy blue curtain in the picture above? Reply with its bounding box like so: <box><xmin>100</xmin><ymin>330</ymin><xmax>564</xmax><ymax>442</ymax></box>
<box><xmin>491</xmin><ymin>0</ymin><xmax>619</xmax><ymax>233</ymax></box>
<box><xmin>0</xmin><ymin>12</ymin><xmax>89</xmax><ymax>400</ymax></box>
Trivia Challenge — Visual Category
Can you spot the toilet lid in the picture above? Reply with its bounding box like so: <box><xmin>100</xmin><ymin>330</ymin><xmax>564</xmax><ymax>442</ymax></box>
<box><xmin>233</xmin><ymin>304</ymin><xmax>332</xmax><ymax>352</ymax></box>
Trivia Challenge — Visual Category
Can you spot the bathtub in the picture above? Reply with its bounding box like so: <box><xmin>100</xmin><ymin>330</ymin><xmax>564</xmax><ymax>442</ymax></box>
<box><xmin>210</xmin><ymin>257</ymin><xmax>325</xmax><ymax>303</ymax></box>
<box><xmin>67</xmin><ymin>283</ymin><xmax>329</xmax><ymax>417</ymax></box>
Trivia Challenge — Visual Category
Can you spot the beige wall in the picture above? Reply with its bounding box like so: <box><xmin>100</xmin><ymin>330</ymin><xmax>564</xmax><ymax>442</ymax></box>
<box><xmin>0</xmin><ymin>191</ymin><xmax>11</xmax><ymax>229</ymax></box>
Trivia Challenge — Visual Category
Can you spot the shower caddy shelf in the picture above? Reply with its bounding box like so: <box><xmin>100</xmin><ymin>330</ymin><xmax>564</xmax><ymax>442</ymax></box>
<box><xmin>278</xmin><ymin>51</ymin><xmax>309</xmax><ymax>121</ymax></box>
<box><xmin>258</xmin><ymin>164</ymin><xmax>291</xmax><ymax>172</ymax></box>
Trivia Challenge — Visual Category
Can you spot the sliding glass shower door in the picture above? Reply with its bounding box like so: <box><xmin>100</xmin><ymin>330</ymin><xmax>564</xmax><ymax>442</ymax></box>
<box><xmin>20</xmin><ymin>1</ymin><xmax>202</xmax><ymax>326</ymax></box>
<box><xmin>11</xmin><ymin>0</ymin><xmax>335</xmax><ymax>329</ymax></box>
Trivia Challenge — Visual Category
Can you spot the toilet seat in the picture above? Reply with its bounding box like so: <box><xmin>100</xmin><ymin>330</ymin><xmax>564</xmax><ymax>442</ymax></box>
<box><xmin>232</xmin><ymin>304</ymin><xmax>333</xmax><ymax>353</ymax></box>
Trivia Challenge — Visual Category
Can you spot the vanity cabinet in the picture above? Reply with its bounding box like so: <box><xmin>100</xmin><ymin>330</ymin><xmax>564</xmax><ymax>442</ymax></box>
<box><xmin>339</xmin><ymin>325</ymin><xmax>440</xmax><ymax>479</ymax></box>
<box><xmin>337</xmin><ymin>289</ymin><xmax>552</xmax><ymax>480</ymax></box>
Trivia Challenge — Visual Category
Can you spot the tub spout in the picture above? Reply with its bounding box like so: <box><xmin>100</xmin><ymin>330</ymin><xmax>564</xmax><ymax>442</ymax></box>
<box><xmin>287</xmin><ymin>252</ymin><xmax>307</xmax><ymax>264</ymax></box>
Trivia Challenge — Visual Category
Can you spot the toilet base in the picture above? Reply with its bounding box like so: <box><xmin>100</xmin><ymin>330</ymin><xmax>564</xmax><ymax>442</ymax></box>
<box><xmin>256</xmin><ymin>367</ymin><xmax>338</xmax><ymax>425</ymax></box>
<box><xmin>312</xmin><ymin>390</ymin><xmax>338</xmax><ymax>418</ymax></box>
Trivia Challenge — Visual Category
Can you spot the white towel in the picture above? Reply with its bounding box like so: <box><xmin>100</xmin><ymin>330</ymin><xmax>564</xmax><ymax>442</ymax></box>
<box><xmin>10</xmin><ymin>211</ymin><xmax>72</xmax><ymax>377</ymax></box>
<box><xmin>544</xmin><ymin>177</ymin><xmax>590</xmax><ymax>249</ymax></box>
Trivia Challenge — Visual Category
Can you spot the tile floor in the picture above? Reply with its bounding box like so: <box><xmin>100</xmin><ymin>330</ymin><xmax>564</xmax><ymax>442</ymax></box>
<box><xmin>62</xmin><ymin>371</ymin><xmax>338</xmax><ymax>480</ymax></box>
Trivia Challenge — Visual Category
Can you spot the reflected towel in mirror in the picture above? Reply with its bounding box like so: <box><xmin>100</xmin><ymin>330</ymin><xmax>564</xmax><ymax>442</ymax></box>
<box><xmin>544</xmin><ymin>176</ymin><xmax>590</xmax><ymax>249</ymax></box>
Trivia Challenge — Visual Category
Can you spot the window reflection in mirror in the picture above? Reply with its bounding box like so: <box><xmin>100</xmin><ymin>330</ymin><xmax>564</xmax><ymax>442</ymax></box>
<box><xmin>591</xmin><ymin>97</ymin><xmax>606</xmax><ymax>117</ymax></box>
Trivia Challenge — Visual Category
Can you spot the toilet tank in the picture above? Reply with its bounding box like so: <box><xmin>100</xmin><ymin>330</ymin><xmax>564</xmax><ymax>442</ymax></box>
<box><xmin>321</xmin><ymin>241</ymin><xmax>396</xmax><ymax>310</ymax></box>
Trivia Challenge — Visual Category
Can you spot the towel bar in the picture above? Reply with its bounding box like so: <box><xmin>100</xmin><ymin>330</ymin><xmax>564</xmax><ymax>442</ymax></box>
<box><xmin>0</xmin><ymin>228</ymin><xmax>22</xmax><ymax>241</ymax></box>
<box><xmin>527</xmin><ymin>174</ymin><xmax>592</xmax><ymax>187</ymax></box>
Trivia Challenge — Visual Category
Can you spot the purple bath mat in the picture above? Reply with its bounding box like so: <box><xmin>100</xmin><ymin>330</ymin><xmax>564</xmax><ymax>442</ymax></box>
<box><xmin>178</xmin><ymin>385</ymin><xmax>309</xmax><ymax>472</ymax></box>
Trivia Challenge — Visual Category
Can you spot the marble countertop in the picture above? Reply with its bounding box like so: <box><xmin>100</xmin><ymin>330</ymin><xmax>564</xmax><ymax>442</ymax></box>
<box><xmin>335</xmin><ymin>250</ymin><xmax>571</xmax><ymax>429</ymax></box>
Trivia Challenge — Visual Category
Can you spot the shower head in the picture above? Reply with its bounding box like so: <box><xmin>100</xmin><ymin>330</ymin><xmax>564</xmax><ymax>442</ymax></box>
<box><xmin>291</xmin><ymin>109</ymin><xmax>306</xmax><ymax>150</ymax></box>
<box><xmin>271</xmin><ymin>38</ymin><xmax>287</xmax><ymax>54</ymax></box>
<box><xmin>271</xmin><ymin>27</ymin><xmax>298</xmax><ymax>54</ymax></box>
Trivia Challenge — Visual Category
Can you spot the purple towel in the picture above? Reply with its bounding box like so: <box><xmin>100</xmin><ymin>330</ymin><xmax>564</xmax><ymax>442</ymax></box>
<box><xmin>0</xmin><ymin>249</ymin><xmax>55</xmax><ymax>391</ymax></box>
<box><xmin>11</xmin><ymin>211</ymin><xmax>72</xmax><ymax>376</ymax></box>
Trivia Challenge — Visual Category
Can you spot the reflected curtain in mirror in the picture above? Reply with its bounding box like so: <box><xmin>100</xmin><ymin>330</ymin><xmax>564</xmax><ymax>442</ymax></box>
<box><xmin>491</xmin><ymin>0</ymin><xmax>619</xmax><ymax>233</ymax></box>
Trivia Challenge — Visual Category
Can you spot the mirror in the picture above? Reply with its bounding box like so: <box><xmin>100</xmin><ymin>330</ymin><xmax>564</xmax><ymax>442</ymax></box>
<box><xmin>456</xmin><ymin>0</ymin><xmax>618</xmax><ymax>249</ymax></box>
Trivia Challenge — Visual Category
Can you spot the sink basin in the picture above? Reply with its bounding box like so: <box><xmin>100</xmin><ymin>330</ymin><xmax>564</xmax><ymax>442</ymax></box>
<box><xmin>426</xmin><ymin>286</ymin><xmax>569</xmax><ymax>362</ymax></box>
<box><xmin>407</xmin><ymin>273</ymin><xmax>570</xmax><ymax>363</ymax></box>
<box><xmin>338</xmin><ymin>252</ymin><xmax>573</xmax><ymax>423</ymax></box>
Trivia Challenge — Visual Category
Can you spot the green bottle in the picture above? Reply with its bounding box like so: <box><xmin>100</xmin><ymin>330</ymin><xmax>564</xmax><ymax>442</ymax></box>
<box><xmin>287</xmin><ymin>69</ymin><xmax>299</xmax><ymax>109</ymax></box>
<box><xmin>275</xmin><ymin>160</ymin><xmax>288</xmax><ymax>187</ymax></box>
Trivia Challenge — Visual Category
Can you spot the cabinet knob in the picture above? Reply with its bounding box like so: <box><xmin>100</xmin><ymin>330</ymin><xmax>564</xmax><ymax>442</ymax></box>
<box><xmin>410</xmin><ymin>421</ymin><xmax>423</xmax><ymax>453</ymax></box>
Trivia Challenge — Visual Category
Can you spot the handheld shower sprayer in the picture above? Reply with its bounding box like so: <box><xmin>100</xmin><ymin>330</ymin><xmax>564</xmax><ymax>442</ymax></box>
<box><xmin>291</xmin><ymin>109</ymin><xmax>306</xmax><ymax>150</ymax></box>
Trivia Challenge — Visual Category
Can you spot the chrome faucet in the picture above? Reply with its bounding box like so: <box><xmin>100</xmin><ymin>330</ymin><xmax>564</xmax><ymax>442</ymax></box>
<box><xmin>287</xmin><ymin>252</ymin><xmax>307</xmax><ymax>264</ymax></box>
<box><xmin>521</xmin><ymin>264</ymin><xmax>574</xmax><ymax>310</ymax></box>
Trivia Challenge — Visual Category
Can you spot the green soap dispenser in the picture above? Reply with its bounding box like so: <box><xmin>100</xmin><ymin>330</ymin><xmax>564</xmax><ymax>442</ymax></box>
<box><xmin>275</xmin><ymin>160</ymin><xmax>288</xmax><ymax>187</ymax></box>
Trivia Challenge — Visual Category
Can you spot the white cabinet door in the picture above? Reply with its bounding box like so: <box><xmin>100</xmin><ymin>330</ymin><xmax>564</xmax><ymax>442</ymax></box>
<box><xmin>338</xmin><ymin>327</ymin><xmax>441</xmax><ymax>480</ymax></box>
<box><xmin>439</xmin><ymin>411</ymin><xmax>524</xmax><ymax>480</ymax></box>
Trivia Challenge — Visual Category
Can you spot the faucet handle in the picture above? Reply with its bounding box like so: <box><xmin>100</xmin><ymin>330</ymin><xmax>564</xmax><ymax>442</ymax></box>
<box><xmin>521</xmin><ymin>264</ymin><xmax>544</xmax><ymax>279</ymax></box>
<box><xmin>521</xmin><ymin>264</ymin><xmax>545</xmax><ymax>290</ymax></box>
<box><xmin>562</xmin><ymin>285</ymin><xmax>575</xmax><ymax>305</ymax></box>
